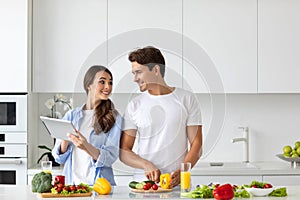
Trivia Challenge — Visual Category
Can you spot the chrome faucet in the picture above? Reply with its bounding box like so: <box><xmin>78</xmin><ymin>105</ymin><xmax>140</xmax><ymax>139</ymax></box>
<box><xmin>231</xmin><ymin>126</ymin><xmax>249</xmax><ymax>163</ymax></box>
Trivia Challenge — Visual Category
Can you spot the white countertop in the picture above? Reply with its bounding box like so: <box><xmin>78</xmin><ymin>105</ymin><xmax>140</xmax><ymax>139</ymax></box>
<box><xmin>28</xmin><ymin>161</ymin><xmax>300</xmax><ymax>176</ymax></box>
<box><xmin>191</xmin><ymin>161</ymin><xmax>300</xmax><ymax>176</ymax></box>
<box><xmin>1</xmin><ymin>185</ymin><xmax>300</xmax><ymax>200</ymax></box>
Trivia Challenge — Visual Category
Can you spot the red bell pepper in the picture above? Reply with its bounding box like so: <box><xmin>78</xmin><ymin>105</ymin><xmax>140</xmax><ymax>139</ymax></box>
<box><xmin>213</xmin><ymin>184</ymin><xmax>234</xmax><ymax>200</ymax></box>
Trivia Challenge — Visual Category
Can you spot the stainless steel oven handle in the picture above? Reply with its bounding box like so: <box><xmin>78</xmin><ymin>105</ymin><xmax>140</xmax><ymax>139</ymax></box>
<box><xmin>0</xmin><ymin>159</ymin><xmax>22</xmax><ymax>165</ymax></box>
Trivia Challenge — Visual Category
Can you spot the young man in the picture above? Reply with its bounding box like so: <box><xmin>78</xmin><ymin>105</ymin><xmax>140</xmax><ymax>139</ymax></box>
<box><xmin>120</xmin><ymin>46</ymin><xmax>202</xmax><ymax>187</ymax></box>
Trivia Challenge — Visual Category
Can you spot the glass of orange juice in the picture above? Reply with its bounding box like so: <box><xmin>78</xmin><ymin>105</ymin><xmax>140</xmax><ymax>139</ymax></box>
<box><xmin>180</xmin><ymin>162</ymin><xmax>191</xmax><ymax>193</ymax></box>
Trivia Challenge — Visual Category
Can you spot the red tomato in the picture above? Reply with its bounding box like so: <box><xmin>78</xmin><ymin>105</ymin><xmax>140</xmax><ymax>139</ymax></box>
<box><xmin>57</xmin><ymin>183</ymin><xmax>64</xmax><ymax>189</ymax></box>
<box><xmin>152</xmin><ymin>184</ymin><xmax>158</xmax><ymax>190</ymax></box>
<box><xmin>75</xmin><ymin>185</ymin><xmax>81</xmax><ymax>190</ymax></box>
<box><xmin>146</xmin><ymin>183</ymin><xmax>152</xmax><ymax>187</ymax></box>
<box><xmin>56</xmin><ymin>187</ymin><xmax>62</xmax><ymax>193</ymax></box>
<box><xmin>251</xmin><ymin>185</ymin><xmax>257</xmax><ymax>188</ymax></box>
<box><xmin>69</xmin><ymin>185</ymin><xmax>76</xmax><ymax>192</ymax></box>
<box><xmin>143</xmin><ymin>184</ymin><xmax>150</xmax><ymax>190</ymax></box>
<box><xmin>63</xmin><ymin>186</ymin><xmax>70</xmax><ymax>192</ymax></box>
<box><xmin>264</xmin><ymin>183</ymin><xmax>273</xmax><ymax>188</ymax></box>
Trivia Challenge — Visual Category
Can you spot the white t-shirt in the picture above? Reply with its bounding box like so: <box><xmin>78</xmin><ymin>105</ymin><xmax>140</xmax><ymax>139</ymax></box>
<box><xmin>123</xmin><ymin>88</ymin><xmax>202</xmax><ymax>181</ymax></box>
<box><xmin>72</xmin><ymin>109</ymin><xmax>95</xmax><ymax>185</ymax></box>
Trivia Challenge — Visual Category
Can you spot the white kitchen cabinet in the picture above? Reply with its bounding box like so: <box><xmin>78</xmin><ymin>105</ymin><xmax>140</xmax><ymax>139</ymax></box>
<box><xmin>191</xmin><ymin>175</ymin><xmax>262</xmax><ymax>186</ymax></box>
<box><xmin>107</xmin><ymin>0</ymin><xmax>183</xmax><ymax>93</ymax></box>
<box><xmin>258</xmin><ymin>0</ymin><xmax>300</xmax><ymax>93</ymax></box>
<box><xmin>32</xmin><ymin>0</ymin><xmax>107</xmax><ymax>92</ymax></box>
<box><xmin>263</xmin><ymin>175</ymin><xmax>300</xmax><ymax>186</ymax></box>
<box><xmin>183</xmin><ymin>0</ymin><xmax>257</xmax><ymax>93</ymax></box>
<box><xmin>0</xmin><ymin>0</ymin><xmax>27</xmax><ymax>92</ymax></box>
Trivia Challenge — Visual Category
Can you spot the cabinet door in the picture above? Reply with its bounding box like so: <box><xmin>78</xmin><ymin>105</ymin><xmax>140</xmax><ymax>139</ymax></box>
<box><xmin>107</xmin><ymin>0</ymin><xmax>182</xmax><ymax>93</ymax></box>
<box><xmin>258</xmin><ymin>0</ymin><xmax>300</xmax><ymax>93</ymax></box>
<box><xmin>183</xmin><ymin>0</ymin><xmax>257</xmax><ymax>93</ymax></box>
<box><xmin>192</xmin><ymin>175</ymin><xmax>262</xmax><ymax>186</ymax></box>
<box><xmin>33</xmin><ymin>0</ymin><xmax>107</xmax><ymax>92</ymax></box>
<box><xmin>263</xmin><ymin>175</ymin><xmax>300</xmax><ymax>186</ymax></box>
<box><xmin>0</xmin><ymin>0</ymin><xmax>27</xmax><ymax>92</ymax></box>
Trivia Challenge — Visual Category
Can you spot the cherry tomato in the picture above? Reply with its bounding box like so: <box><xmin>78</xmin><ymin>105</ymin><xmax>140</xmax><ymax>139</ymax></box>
<box><xmin>69</xmin><ymin>185</ymin><xmax>76</xmax><ymax>192</ymax></box>
<box><xmin>251</xmin><ymin>185</ymin><xmax>257</xmax><ymax>188</ymax></box>
<box><xmin>76</xmin><ymin>185</ymin><xmax>82</xmax><ymax>190</ymax></box>
<box><xmin>143</xmin><ymin>185</ymin><xmax>150</xmax><ymax>190</ymax></box>
<box><xmin>57</xmin><ymin>183</ymin><xmax>64</xmax><ymax>189</ymax></box>
<box><xmin>152</xmin><ymin>184</ymin><xmax>158</xmax><ymax>190</ymax></box>
<box><xmin>63</xmin><ymin>186</ymin><xmax>70</xmax><ymax>192</ymax></box>
<box><xmin>56</xmin><ymin>187</ymin><xmax>62</xmax><ymax>193</ymax></box>
<box><xmin>264</xmin><ymin>183</ymin><xmax>273</xmax><ymax>188</ymax></box>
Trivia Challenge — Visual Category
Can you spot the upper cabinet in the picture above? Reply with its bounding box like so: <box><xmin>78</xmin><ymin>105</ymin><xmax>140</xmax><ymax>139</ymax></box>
<box><xmin>0</xmin><ymin>0</ymin><xmax>28</xmax><ymax>93</ymax></box>
<box><xmin>33</xmin><ymin>0</ymin><xmax>107</xmax><ymax>93</ymax></box>
<box><xmin>107</xmin><ymin>0</ymin><xmax>183</xmax><ymax>93</ymax></box>
<box><xmin>258</xmin><ymin>0</ymin><xmax>300</xmax><ymax>93</ymax></box>
<box><xmin>183</xmin><ymin>0</ymin><xmax>257</xmax><ymax>93</ymax></box>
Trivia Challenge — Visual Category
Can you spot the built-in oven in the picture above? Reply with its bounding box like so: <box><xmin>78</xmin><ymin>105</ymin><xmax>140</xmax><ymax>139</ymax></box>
<box><xmin>0</xmin><ymin>94</ymin><xmax>27</xmax><ymax>185</ymax></box>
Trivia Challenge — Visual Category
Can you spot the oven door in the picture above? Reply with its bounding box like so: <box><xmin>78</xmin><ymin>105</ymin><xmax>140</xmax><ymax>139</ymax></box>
<box><xmin>0</xmin><ymin>158</ymin><xmax>27</xmax><ymax>185</ymax></box>
<box><xmin>0</xmin><ymin>95</ymin><xmax>27</xmax><ymax>132</ymax></box>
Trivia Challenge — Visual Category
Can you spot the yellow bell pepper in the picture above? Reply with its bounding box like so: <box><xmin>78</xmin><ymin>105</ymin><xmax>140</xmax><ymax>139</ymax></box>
<box><xmin>93</xmin><ymin>178</ymin><xmax>112</xmax><ymax>195</ymax></box>
<box><xmin>160</xmin><ymin>173</ymin><xmax>171</xmax><ymax>189</ymax></box>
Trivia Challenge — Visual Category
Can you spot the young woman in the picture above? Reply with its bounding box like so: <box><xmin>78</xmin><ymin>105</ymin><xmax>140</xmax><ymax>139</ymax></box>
<box><xmin>52</xmin><ymin>65</ymin><xmax>122</xmax><ymax>186</ymax></box>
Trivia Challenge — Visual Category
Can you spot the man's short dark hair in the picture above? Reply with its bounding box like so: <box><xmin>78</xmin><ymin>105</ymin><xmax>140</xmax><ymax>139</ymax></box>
<box><xmin>128</xmin><ymin>46</ymin><xmax>166</xmax><ymax>77</ymax></box>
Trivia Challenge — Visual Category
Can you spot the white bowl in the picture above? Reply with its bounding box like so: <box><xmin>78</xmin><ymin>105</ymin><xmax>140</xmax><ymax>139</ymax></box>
<box><xmin>245</xmin><ymin>187</ymin><xmax>274</xmax><ymax>197</ymax></box>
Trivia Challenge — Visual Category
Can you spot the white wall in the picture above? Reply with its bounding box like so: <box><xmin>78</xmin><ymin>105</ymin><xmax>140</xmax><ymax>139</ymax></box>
<box><xmin>32</xmin><ymin>93</ymin><xmax>300</xmax><ymax>168</ymax></box>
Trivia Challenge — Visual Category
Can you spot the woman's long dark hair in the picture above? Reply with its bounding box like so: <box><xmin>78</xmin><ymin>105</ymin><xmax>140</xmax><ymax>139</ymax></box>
<box><xmin>83</xmin><ymin>65</ymin><xmax>118</xmax><ymax>133</ymax></box>
<box><xmin>94</xmin><ymin>99</ymin><xmax>118</xmax><ymax>133</ymax></box>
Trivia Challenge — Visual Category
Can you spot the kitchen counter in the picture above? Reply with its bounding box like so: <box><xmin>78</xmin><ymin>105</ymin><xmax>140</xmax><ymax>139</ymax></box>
<box><xmin>28</xmin><ymin>161</ymin><xmax>300</xmax><ymax>176</ymax></box>
<box><xmin>191</xmin><ymin>161</ymin><xmax>300</xmax><ymax>175</ymax></box>
<box><xmin>28</xmin><ymin>161</ymin><xmax>300</xmax><ymax>186</ymax></box>
<box><xmin>0</xmin><ymin>185</ymin><xmax>300</xmax><ymax>200</ymax></box>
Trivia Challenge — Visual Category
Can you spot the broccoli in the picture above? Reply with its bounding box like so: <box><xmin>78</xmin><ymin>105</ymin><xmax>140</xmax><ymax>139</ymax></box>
<box><xmin>31</xmin><ymin>172</ymin><xmax>53</xmax><ymax>193</ymax></box>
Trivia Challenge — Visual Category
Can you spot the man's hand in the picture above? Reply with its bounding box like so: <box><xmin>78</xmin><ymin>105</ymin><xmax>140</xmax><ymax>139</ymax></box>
<box><xmin>170</xmin><ymin>169</ymin><xmax>180</xmax><ymax>187</ymax></box>
<box><xmin>144</xmin><ymin>162</ymin><xmax>161</xmax><ymax>183</ymax></box>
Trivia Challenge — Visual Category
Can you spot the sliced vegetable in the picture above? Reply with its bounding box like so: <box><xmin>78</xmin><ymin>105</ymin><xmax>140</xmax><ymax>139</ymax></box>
<box><xmin>141</xmin><ymin>180</ymin><xmax>155</xmax><ymax>186</ymax></box>
<box><xmin>135</xmin><ymin>183</ymin><xmax>144</xmax><ymax>189</ymax></box>
<box><xmin>129</xmin><ymin>181</ymin><xmax>139</xmax><ymax>189</ymax></box>
<box><xmin>93</xmin><ymin>178</ymin><xmax>111</xmax><ymax>195</ymax></box>
<box><xmin>160</xmin><ymin>174</ymin><xmax>171</xmax><ymax>189</ymax></box>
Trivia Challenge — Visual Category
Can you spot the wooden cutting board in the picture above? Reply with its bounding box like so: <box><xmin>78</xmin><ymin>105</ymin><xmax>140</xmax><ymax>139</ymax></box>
<box><xmin>37</xmin><ymin>192</ymin><xmax>92</xmax><ymax>198</ymax></box>
<box><xmin>131</xmin><ymin>187</ymin><xmax>172</xmax><ymax>193</ymax></box>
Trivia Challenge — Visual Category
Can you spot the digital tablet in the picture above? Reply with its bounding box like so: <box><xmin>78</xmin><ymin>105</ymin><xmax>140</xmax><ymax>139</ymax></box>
<box><xmin>40</xmin><ymin>116</ymin><xmax>77</xmax><ymax>141</ymax></box>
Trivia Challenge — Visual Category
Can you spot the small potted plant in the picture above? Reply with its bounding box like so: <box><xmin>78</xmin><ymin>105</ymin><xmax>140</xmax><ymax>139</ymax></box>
<box><xmin>37</xmin><ymin>145</ymin><xmax>60</xmax><ymax>166</ymax></box>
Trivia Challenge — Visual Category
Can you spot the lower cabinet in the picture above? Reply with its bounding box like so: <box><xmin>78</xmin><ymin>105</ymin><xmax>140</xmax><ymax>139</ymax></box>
<box><xmin>263</xmin><ymin>175</ymin><xmax>300</xmax><ymax>186</ymax></box>
<box><xmin>191</xmin><ymin>176</ymin><xmax>262</xmax><ymax>186</ymax></box>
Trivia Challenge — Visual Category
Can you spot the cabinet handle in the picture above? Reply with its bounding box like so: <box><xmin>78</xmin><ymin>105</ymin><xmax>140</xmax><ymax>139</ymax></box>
<box><xmin>0</xmin><ymin>159</ymin><xmax>22</xmax><ymax>165</ymax></box>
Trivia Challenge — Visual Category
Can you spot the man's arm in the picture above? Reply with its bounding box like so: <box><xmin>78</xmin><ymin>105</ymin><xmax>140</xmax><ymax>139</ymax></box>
<box><xmin>170</xmin><ymin>125</ymin><xmax>202</xmax><ymax>187</ymax></box>
<box><xmin>120</xmin><ymin>129</ymin><xmax>161</xmax><ymax>182</ymax></box>
<box><xmin>185</xmin><ymin>125</ymin><xmax>203</xmax><ymax>166</ymax></box>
